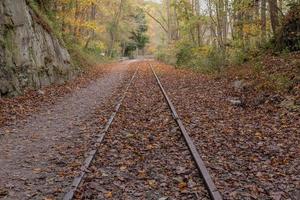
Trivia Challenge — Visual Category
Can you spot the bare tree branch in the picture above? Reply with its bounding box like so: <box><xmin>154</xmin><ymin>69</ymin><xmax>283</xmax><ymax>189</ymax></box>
<box><xmin>143</xmin><ymin>9</ymin><xmax>168</xmax><ymax>34</ymax></box>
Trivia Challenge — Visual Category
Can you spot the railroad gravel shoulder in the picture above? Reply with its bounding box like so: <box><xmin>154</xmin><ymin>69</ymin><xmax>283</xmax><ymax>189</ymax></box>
<box><xmin>153</xmin><ymin>61</ymin><xmax>300</xmax><ymax>200</ymax></box>
<box><xmin>75</xmin><ymin>63</ymin><xmax>209</xmax><ymax>199</ymax></box>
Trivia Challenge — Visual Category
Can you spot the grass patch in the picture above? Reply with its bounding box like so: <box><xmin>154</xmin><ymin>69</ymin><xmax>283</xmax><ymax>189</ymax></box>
<box><xmin>267</xmin><ymin>74</ymin><xmax>293</xmax><ymax>92</ymax></box>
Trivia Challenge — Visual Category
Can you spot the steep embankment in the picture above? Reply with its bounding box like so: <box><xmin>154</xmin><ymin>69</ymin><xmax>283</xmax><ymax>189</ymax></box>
<box><xmin>0</xmin><ymin>0</ymin><xmax>75</xmax><ymax>97</ymax></box>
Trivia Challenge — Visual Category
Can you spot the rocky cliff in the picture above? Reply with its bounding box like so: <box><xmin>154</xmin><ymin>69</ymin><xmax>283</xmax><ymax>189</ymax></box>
<box><xmin>0</xmin><ymin>0</ymin><xmax>75</xmax><ymax>97</ymax></box>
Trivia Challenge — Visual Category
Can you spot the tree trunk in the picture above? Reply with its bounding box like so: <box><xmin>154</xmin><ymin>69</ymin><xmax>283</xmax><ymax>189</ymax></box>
<box><xmin>261</xmin><ymin>0</ymin><xmax>267</xmax><ymax>41</ymax></box>
<box><xmin>208</xmin><ymin>0</ymin><xmax>217</xmax><ymax>45</ymax></box>
<box><xmin>195</xmin><ymin>0</ymin><xmax>201</xmax><ymax>46</ymax></box>
<box><xmin>73</xmin><ymin>0</ymin><xmax>80</xmax><ymax>37</ymax></box>
<box><xmin>223</xmin><ymin>0</ymin><xmax>228</xmax><ymax>46</ymax></box>
<box><xmin>84</xmin><ymin>3</ymin><xmax>96</xmax><ymax>49</ymax></box>
<box><xmin>268</xmin><ymin>0</ymin><xmax>279</xmax><ymax>36</ymax></box>
<box><xmin>166</xmin><ymin>0</ymin><xmax>172</xmax><ymax>42</ymax></box>
<box><xmin>278</xmin><ymin>0</ymin><xmax>283</xmax><ymax>12</ymax></box>
<box><xmin>108</xmin><ymin>0</ymin><xmax>124</xmax><ymax>57</ymax></box>
<box><xmin>216</xmin><ymin>0</ymin><xmax>225</xmax><ymax>49</ymax></box>
<box><xmin>254</xmin><ymin>0</ymin><xmax>260</xmax><ymax>19</ymax></box>
<box><xmin>173</xmin><ymin>5</ymin><xmax>180</xmax><ymax>40</ymax></box>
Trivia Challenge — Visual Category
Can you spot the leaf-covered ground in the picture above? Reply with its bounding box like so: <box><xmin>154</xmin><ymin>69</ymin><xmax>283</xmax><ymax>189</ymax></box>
<box><xmin>0</xmin><ymin>62</ymin><xmax>122</xmax><ymax>128</ymax></box>
<box><xmin>0</xmin><ymin>61</ymin><xmax>136</xmax><ymax>199</ymax></box>
<box><xmin>76</xmin><ymin>64</ymin><xmax>209</xmax><ymax>199</ymax></box>
<box><xmin>153</xmin><ymin>61</ymin><xmax>299</xmax><ymax>200</ymax></box>
<box><xmin>0</xmin><ymin>60</ymin><xmax>299</xmax><ymax>200</ymax></box>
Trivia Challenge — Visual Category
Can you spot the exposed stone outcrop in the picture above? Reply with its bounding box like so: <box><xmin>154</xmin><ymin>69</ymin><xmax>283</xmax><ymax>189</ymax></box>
<box><xmin>0</xmin><ymin>0</ymin><xmax>75</xmax><ymax>97</ymax></box>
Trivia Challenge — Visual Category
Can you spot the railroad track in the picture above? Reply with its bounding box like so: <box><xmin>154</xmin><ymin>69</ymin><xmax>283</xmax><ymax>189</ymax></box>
<box><xmin>63</xmin><ymin>62</ymin><xmax>222</xmax><ymax>200</ymax></box>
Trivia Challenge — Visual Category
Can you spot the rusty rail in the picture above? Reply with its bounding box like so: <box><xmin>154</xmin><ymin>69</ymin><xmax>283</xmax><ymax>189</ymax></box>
<box><xmin>150</xmin><ymin>64</ymin><xmax>222</xmax><ymax>200</ymax></box>
<box><xmin>63</xmin><ymin>66</ymin><xmax>139</xmax><ymax>200</ymax></box>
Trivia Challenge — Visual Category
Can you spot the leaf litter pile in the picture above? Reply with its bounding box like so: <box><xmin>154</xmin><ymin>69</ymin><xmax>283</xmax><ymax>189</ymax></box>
<box><xmin>75</xmin><ymin>64</ymin><xmax>209</xmax><ymax>199</ymax></box>
<box><xmin>153</xmin><ymin>62</ymin><xmax>299</xmax><ymax>200</ymax></box>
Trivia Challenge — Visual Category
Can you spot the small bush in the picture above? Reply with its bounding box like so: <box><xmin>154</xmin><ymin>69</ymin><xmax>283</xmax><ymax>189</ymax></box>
<box><xmin>268</xmin><ymin>74</ymin><xmax>293</xmax><ymax>92</ymax></box>
<box><xmin>175</xmin><ymin>42</ymin><xmax>224</xmax><ymax>73</ymax></box>
<box><xmin>155</xmin><ymin>43</ymin><xmax>178</xmax><ymax>65</ymax></box>
<box><xmin>229</xmin><ymin>48</ymin><xmax>247</xmax><ymax>65</ymax></box>
<box><xmin>175</xmin><ymin>41</ymin><xmax>194</xmax><ymax>67</ymax></box>
<box><xmin>156</xmin><ymin>41</ymin><xmax>226</xmax><ymax>74</ymax></box>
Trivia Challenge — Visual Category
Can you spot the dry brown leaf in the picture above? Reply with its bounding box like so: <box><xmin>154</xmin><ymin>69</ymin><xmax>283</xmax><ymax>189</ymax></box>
<box><xmin>105</xmin><ymin>191</ymin><xmax>113</xmax><ymax>198</ymax></box>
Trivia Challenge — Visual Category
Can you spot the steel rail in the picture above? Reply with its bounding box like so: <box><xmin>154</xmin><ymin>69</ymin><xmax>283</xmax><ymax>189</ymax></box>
<box><xmin>150</xmin><ymin>63</ymin><xmax>222</xmax><ymax>200</ymax></box>
<box><xmin>63</xmin><ymin>66</ymin><xmax>139</xmax><ymax>200</ymax></box>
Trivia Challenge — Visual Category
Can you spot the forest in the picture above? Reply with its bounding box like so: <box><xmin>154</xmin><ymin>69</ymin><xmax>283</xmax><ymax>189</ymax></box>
<box><xmin>27</xmin><ymin>0</ymin><xmax>300</xmax><ymax>69</ymax></box>
<box><xmin>0</xmin><ymin>0</ymin><xmax>299</xmax><ymax>199</ymax></box>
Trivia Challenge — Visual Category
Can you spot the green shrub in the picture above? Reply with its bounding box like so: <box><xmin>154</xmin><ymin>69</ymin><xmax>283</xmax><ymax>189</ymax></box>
<box><xmin>155</xmin><ymin>43</ymin><xmax>177</xmax><ymax>65</ymax></box>
<box><xmin>175</xmin><ymin>42</ymin><xmax>224</xmax><ymax>73</ymax></box>
<box><xmin>229</xmin><ymin>48</ymin><xmax>247</xmax><ymax>65</ymax></box>
<box><xmin>155</xmin><ymin>40</ymin><xmax>227</xmax><ymax>74</ymax></box>
<box><xmin>175</xmin><ymin>41</ymin><xmax>194</xmax><ymax>67</ymax></box>
<box><xmin>268</xmin><ymin>74</ymin><xmax>293</xmax><ymax>92</ymax></box>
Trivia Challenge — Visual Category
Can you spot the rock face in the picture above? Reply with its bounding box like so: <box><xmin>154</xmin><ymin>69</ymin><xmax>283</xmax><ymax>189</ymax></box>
<box><xmin>0</xmin><ymin>0</ymin><xmax>75</xmax><ymax>97</ymax></box>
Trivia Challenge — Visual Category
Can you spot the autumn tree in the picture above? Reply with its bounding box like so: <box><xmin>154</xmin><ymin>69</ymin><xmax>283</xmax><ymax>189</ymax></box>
<box><xmin>125</xmin><ymin>10</ymin><xmax>149</xmax><ymax>56</ymax></box>
<box><xmin>149</xmin><ymin>0</ymin><xmax>300</xmax><ymax>69</ymax></box>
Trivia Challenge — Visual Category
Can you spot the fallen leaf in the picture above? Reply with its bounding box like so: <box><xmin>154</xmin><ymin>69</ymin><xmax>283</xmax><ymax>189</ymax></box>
<box><xmin>178</xmin><ymin>181</ymin><xmax>187</xmax><ymax>191</ymax></box>
<box><xmin>33</xmin><ymin>168</ymin><xmax>42</xmax><ymax>173</ymax></box>
<box><xmin>148</xmin><ymin>180</ymin><xmax>157</xmax><ymax>188</ymax></box>
<box><xmin>105</xmin><ymin>191</ymin><xmax>113</xmax><ymax>198</ymax></box>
